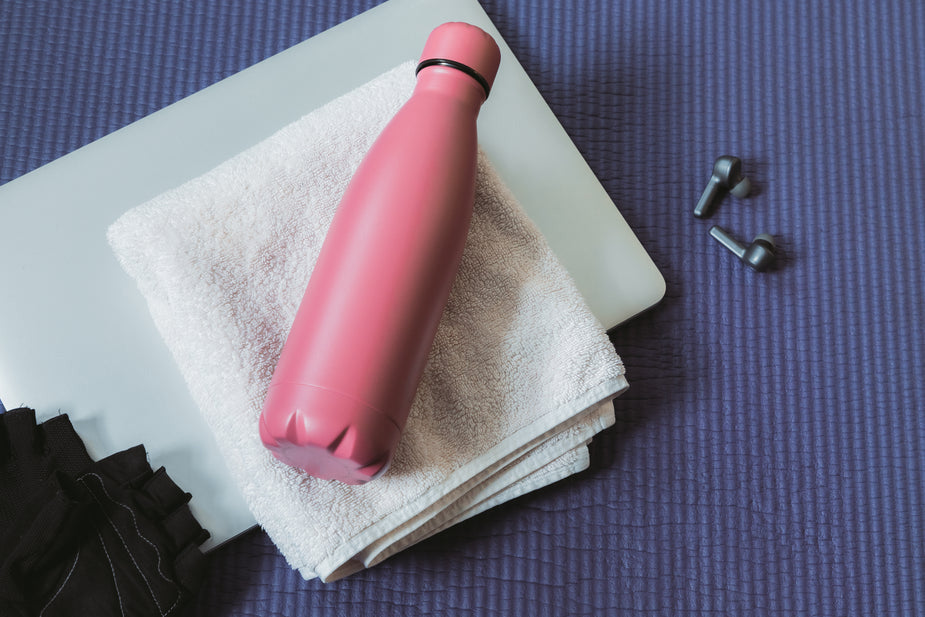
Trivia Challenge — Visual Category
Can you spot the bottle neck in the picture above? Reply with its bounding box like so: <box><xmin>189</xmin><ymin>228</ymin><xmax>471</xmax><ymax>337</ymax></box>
<box><xmin>413</xmin><ymin>65</ymin><xmax>488</xmax><ymax>110</ymax></box>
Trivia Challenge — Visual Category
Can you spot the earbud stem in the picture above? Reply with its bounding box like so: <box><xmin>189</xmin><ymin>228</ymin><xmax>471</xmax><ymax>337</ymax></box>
<box><xmin>709</xmin><ymin>225</ymin><xmax>746</xmax><ymax>258</ymax></box>
<box><xmin>694</xmin><ymin>177</ymin><xmax>722</xmax><ymax>218</ymax></box>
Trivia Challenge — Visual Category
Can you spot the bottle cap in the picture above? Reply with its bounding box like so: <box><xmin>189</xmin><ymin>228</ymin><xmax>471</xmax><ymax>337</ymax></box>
<box><xmin>418</xmin><ymin>22</ymin><xmax>502</xmax><ymax>97</ymax></box>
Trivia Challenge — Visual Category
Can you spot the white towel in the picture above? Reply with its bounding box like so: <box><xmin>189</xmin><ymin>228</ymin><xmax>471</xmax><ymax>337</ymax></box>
<box><xmin>107</xmin><ymin>61</ymin><xmax>628</xmax><ymax>582</ymax></box>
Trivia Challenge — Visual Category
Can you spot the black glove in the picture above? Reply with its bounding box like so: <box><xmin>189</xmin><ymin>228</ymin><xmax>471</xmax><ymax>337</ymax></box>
<box><xmin>0</xmin><ymin>408</ymin><xmax>209</xmax><ymax>617</ymax></box>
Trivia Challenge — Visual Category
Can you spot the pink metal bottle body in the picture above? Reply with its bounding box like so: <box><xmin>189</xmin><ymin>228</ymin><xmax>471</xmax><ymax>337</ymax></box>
<box><xmin>260</xmin><ymin>23</ymin><xmax>501</xmax><ymax>484</ymax></box>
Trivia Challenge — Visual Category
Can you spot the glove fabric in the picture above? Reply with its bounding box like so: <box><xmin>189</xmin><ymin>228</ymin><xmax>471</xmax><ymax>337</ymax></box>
<box><xmin>0</xmin><ymin>408</ymin><xmax>209</xmax><ymax>617</ymax></box>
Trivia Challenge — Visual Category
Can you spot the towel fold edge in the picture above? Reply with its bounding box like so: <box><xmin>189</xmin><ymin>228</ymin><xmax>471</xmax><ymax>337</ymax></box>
<box><xmin>360</xmin><ymin>399</ymin><xmax>616</xmax><ymax>572</ymax></box>
<box><xmin>311</xmin><ymin>374</ymin><xmax>628</xmax><ymax>579</ymax></box>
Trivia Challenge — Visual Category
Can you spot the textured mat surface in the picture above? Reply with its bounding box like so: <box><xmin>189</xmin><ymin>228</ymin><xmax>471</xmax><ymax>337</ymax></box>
<box><xmin>2</xmin><ymin>1</ymin><xmax>924</xmax><ymax>615</ymax></box>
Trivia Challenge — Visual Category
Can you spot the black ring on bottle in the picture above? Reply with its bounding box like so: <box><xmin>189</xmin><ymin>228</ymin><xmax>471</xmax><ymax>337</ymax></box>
<box><xmin>415</xmin><ymin>58</ymin><xmax>491</xmax><ymax>98</ymax></box>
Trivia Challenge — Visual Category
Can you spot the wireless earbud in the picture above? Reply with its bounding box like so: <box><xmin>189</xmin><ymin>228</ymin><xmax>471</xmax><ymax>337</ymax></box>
<box><xmin>693</xmin><ymin>155</ymin><xmax>752</xmax><ymax>218</ymax></box>
<box><xmin>709</xmin><ymin>225</ymin><xmax>776</xmax><ymax>272</ymax></box>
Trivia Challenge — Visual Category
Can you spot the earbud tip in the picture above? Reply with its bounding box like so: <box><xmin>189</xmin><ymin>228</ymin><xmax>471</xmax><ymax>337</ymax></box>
<box><xmin>730</xmin><ymin>176</ymin><xmax>751</xmax><ymax>198</ymax></box>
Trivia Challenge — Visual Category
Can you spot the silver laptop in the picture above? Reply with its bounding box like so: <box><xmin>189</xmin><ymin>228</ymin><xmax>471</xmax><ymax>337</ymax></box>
<box><xmin>0</xmin><ymin>0</ymin><xmax>664</xmax><ymax>548</ymax></box>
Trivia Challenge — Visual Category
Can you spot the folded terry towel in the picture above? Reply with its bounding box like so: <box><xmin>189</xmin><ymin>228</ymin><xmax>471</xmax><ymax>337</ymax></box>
<box><xmin>107</xmin><ymin>61</ymin><xmax>628</xmax><ymax>581</ymax></box>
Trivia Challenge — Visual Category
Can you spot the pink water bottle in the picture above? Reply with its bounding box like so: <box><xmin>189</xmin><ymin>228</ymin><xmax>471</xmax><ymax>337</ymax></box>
<box><xmin>259</xmin><ymin>23</ymin><xmax>501</xmax><ymax>484</ymax></box>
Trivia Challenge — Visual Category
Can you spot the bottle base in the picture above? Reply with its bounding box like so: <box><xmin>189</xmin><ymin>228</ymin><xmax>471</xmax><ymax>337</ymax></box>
<box><xmin>259</xmin><ymin>383</ymin><xmax>402</xmax><ymax>485</ymax></box>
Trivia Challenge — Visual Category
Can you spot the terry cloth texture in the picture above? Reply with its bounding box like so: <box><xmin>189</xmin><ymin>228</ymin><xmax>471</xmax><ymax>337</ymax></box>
<box><xmin>107</xmin><ymin>62</ymin><xmax>627</xmax><ymax>582</ymax></box>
